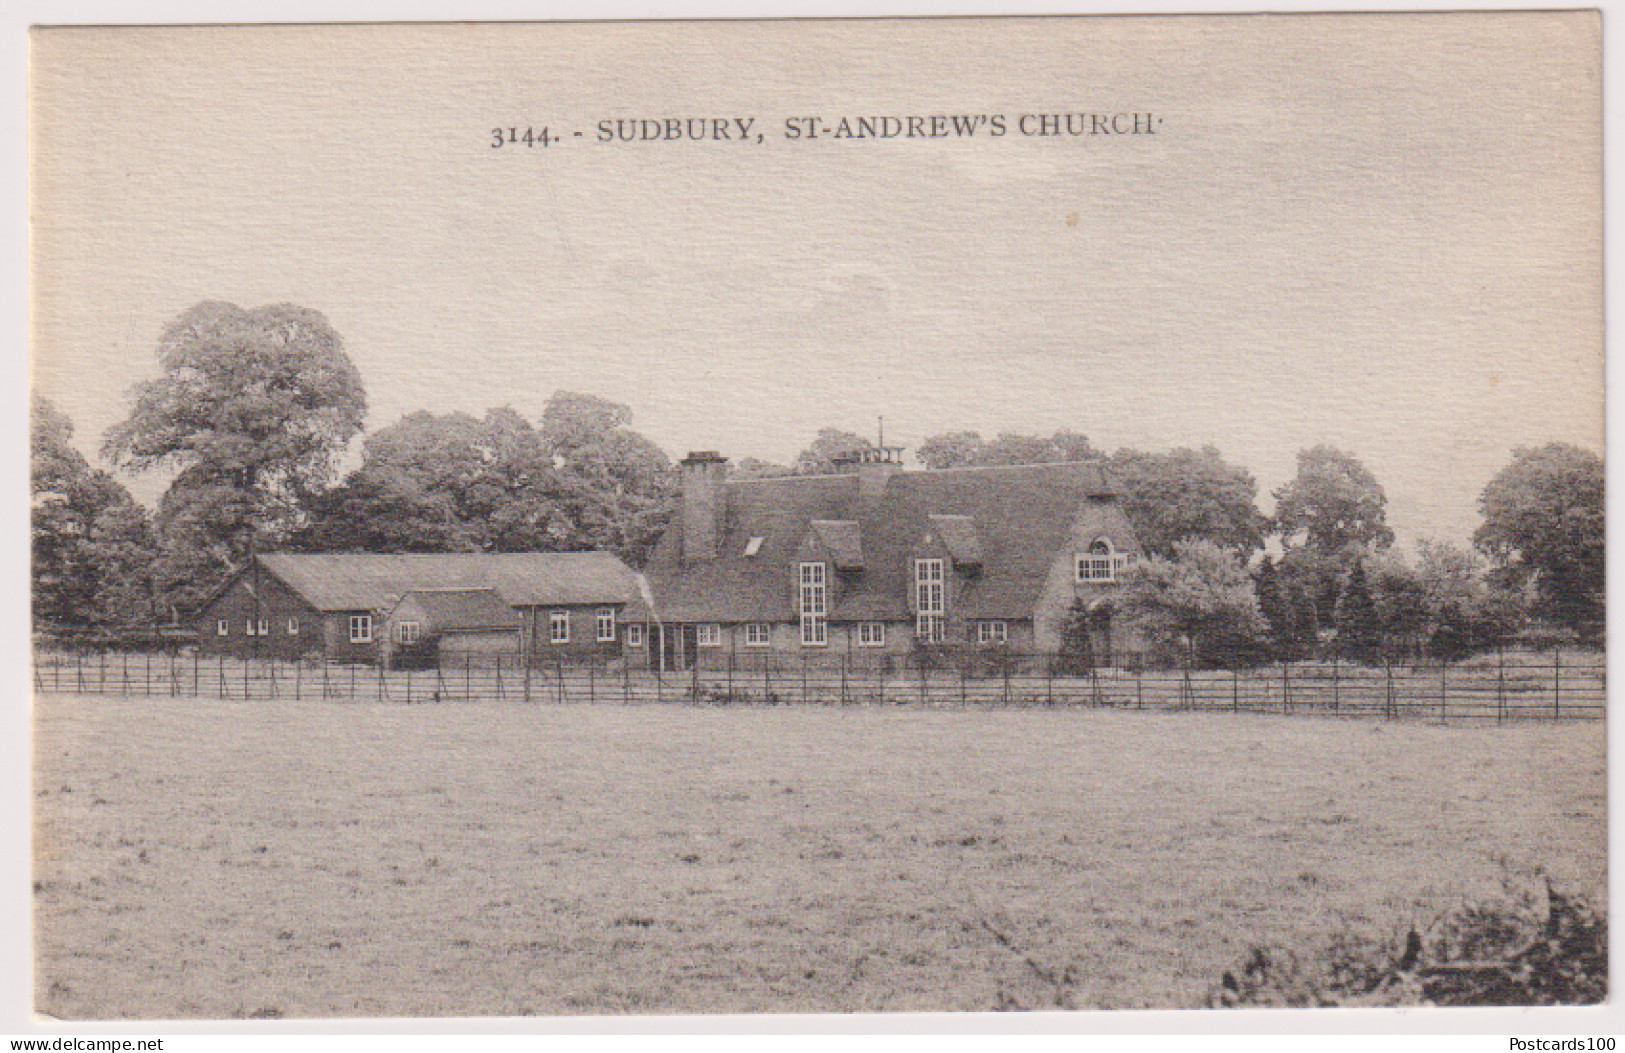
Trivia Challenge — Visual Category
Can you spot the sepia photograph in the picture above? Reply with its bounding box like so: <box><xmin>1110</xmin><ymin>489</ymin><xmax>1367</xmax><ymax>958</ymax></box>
<box><xmin>24</xmin><ymin>11</ymin><xmax>1606</xmax><ymax>1025</ymax></box>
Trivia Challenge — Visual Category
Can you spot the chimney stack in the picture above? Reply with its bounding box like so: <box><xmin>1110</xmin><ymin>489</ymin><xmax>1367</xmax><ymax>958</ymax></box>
<box><xmin>679</xmin><ymin>451</ymin><xmax>729</xmax><ymax>561</ymax></box>
<box><xmin>833</xmin><ymin>446</ymin><xmax>906</xmax><ymax>504</ymax></box>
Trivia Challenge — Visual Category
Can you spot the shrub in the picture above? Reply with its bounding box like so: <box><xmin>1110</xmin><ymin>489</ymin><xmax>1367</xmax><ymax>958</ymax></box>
<box><xmin>1209</xmin><ymin>878</ymin><xmax>1606</xmax><ymax>1008</ymax></box>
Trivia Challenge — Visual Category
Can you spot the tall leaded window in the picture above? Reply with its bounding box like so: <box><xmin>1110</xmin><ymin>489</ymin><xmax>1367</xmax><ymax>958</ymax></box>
<box><xmin>596</xmin><ymin>608</ymin><xmax>617</xmax><ymax>642</ymax></box>
<box><xmin>550</xmin><ymin>610</ymin><xmax>570</xmax><ymax>644</ymax></box>
<box><xmin>349</xmin><ymin>614</ymin><xmax>373</xmax><ymax>644</ymax></box>
<box><xmin>915</xmin><ymin>558</ymin><xmax>945</xmax><ymax>642</ymax></box>
<box><xmin>799</xmin><ymin>561</ymin><xmax>827</xmax><ymax>646</ymax></box>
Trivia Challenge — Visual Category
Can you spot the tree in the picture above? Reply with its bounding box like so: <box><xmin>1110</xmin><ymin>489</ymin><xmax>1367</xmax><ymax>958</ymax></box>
<box><xmin>1118</xmin><ymin>538</ymin><xmax>1267</xmax><ymax>668</ymax></box>
<box><xmin>102</xmin><ymin>301</ymin><xmax>367</xmax><ymax>597</ymax></box>
<box><xmin>731</xmin><ymin>457</ymin><xmax>794</xmax><ymax>480</ymax></box>
<box><xmin>1333</xmin><ymin>560</ymin><xmax>1383</xmax><ymax>665</ymax></box>
<box><xmin>1272</xmin><ymin>445</ymin><xmax>1394</xmax><ymax>554</ymax></box>
<box><xmin>1107</xmin><ymin>445</ymin><xmax>1267</xmax><ymax>557</ymax></box>
<box><xmin>1413</xmin><ymin>539</ymin><xmax>1525</xmax><ymax>660</ymax></box>
<box><xmin>1473</xmin><ymin>443</ymin><xmax>1603</xmax><ymax>635</ymax></box>
<box><xmin>795</xmin><ymin>428</ymin><xmax>875</xmax><ymax>475</ymax></box>
<box><xmin>914</xmin><ymin>429</ymin><xmax>1096</xmax><ymax>469</ymax></box>
<box><xmin>1054</xmin><ymin>598</ymin><xmax>1096</xmax><ymax>675</ymax></box>
<box><xmin>32</xmin><ymin>395</ymin><xmax>158</xmax><ymax>628</ymax></box>
<box><xmin>540</xmin><ymin>391</ymin><xmax>676</xmax><ymax>564</ymax></box>
<box><xmin>299</xmin><ymin>407</ymin><xmax>565</xmax><ymax>555</ymax></box>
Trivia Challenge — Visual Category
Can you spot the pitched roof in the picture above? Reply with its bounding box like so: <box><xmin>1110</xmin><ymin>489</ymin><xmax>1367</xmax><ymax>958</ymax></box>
<box><xmin>392</xmin><ymin>589</ymin><xmax>521</xmax><ymax>632</ymax></box>
<box><xmin>255</xmin><ymin>552</ymin><xmax>642</xmax><ymax>612</ymax></box>
<box><xmin>644</xmin><ymin>461</ymin><xmax>1138</xmax><ymax>622</ymax></box>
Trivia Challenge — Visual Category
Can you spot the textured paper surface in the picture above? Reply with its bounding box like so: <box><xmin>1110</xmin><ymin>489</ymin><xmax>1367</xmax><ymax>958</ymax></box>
<box><xmin>27</xmin><ymin>13</ymin><xmax>1605</xmax><ymax>1024</ymax></box>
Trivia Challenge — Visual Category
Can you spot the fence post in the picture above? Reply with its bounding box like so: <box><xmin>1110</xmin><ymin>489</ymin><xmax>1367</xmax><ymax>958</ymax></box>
<box><xmin>918</xmin><ymin>658</ymin><xmax>927</xmax><ymax>706</ymax></box>
<box><xmin>1135</xmin><ymin>666</ymin><xmax>1143</xmax><ymax>710</ymax></box>
<box><xmin>840</xmin><ymin>655</ymin><xmax>849</xmax><ymax>707</ymax></box>
<box><xmin>621</xmin><ymin>657</ymin><xmax>629</xmax><ymax>705</ymax></box>
<box><xmin>377</xmin><ymin>661</ymin><xmax>387</xmax><ymax>704</ymax></box>
<box><xmin>764</xmin><ymin>659</ymin><xmax>771</xmax><ymax>705</ymax></box>
<box><xmin>1554</xmin><ymin>648</ymin><xmax>1562</xmax><ymax>722</ymax></box>
<box><xmin>1331</xmin><ymin>655</ymin><xmax>1339</xmax><ymax>715</ymax></box>
<box><xmin>1385</xmin><ymin>659</ymin><xmax>1395</xmax><ymax>720</ymax></box>
<box><xmin>1004</xmin><ymin>661</ymin><xmax>1012</xmax><ymax>706</ymax></box>
<box><xmin>1282</xmin><ymin>661</ymin><xmax>1291</xmax><ymax>714</ymax></box>
<box><xmin>961</xmin><ymin>663</ymin><xmax>968</xmax><ymax>707</ymax></box>
<box><xmin>557</xmin><ymin>662</ymin><xmax>567</xmax><ymax>705</ymax></box>
<box><xmin>1046</xmin><ymin>662</ymin><xmax>1053</xmax><ymax>707</ymax></box>
<box><xmin>1496</xmin><ymin>645</ymin><xmax>1505</xmax><ymax>724</ymax></box>
<box><xmin>123</xmin><ymin>652</ymin><xmax>131</xmax><ymax>695</ymax></box>
<box><xmin>728</xmin><ymin>652</ymin><xmax>736</xmax><ymax>704</ymax></box>
<box><xmin>1233</xmin><ymin>668</ymin><xmax>1239</xmax><ymax>713</ymax></box>
<box><xmin>801</xmin><ymin>656</ymin><xmax>809</xmax><ymax>705</ymax></box>
<box><xmin>464</xmin><ymin>656</ymin><xmax>471</xmax><ymax>702</ymax></box>
<box><xmin>692</xmin><ymin>657</ymin><xmax>701</xmax><ymax>705</ymax></box>
<box><xmin>144</xmin><ymin>651</ymin><xmax>151</xmax><ymax>697</ymax></box>
<box><xmin>1090</xmin><ymin>665</ymin><xmax>1099</xmax><ymax>708</ymax></box>
<box><xmin>1440</xmin><ymin>661</ymin><xmax>1448</xmax><ymax>724</ymax></box>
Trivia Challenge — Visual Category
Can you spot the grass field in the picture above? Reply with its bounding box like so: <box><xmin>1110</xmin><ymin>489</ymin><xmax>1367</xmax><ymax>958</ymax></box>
<box><xmin>32</xmin><ymin>693</ymin><xmax>1606</xmax><ymax>1017</ymax></box>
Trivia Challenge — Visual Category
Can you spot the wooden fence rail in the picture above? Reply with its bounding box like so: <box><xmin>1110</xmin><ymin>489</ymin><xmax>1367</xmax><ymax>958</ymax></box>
<box><xmin>31</xmin><ymin>649</ymin><xmax>1605</xmax><ymax>724</ymax></box>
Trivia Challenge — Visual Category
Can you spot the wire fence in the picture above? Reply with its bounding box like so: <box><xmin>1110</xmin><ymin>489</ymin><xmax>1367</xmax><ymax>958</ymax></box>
<box><xmin>32</xmin><ymin>648</ymin><xmax>1605</xmax><ymax>724</ymax></box>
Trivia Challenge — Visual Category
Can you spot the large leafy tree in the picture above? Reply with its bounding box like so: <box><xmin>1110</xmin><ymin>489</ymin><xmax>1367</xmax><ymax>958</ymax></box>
<box><xmin>1272</xmin><ymin>446</ymin><xmax>1393</xmax><ymax>626</ymax></box>
<box><xmin>1473</xmin><ymin>443</ymin><xmax>1603</xmax><ymax>635</ymax></box>
<box><xmin>32</xmin><ymin>395</ymin><xmax>158</xmax><ymax>628</ymax></box>
<box><xmin>102</xmin><ymin>301</ymin><xmax>367</xmax><ymax>600</ymax></box>
<box><xmin>1106</xmin><ymin>445</ymin><xmax>1267</xmax><ymax>557</ymax></box>
<box><xmin>540</xmin><ymin>391</ymin><xmax>676</xmax><ymax>564</ymax></box>
<box><xmin>1272</xmin><ymin>445</ymin><xmax>1394</xmax><ymax>554</ymax></box>
<box><xmin>1118</xmin><ymin>538</ymin><xmax>1267</xmax><ymax>668</ymax></box>
<box><xmin>295</xmin><ymin>394</ymin><xmax>674</xmax><ymax>564</ymax></box>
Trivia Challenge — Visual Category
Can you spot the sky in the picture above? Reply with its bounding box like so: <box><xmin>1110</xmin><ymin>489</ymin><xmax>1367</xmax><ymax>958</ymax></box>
<box><xmin>28</xmin><ymin>14</ymin><xmax>1603</xmax><ymax>550</ymax></box>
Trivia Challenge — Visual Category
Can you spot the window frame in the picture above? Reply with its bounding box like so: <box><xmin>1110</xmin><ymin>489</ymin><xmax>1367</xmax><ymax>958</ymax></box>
<box><xmin>349</xmin><ymin>614</ymin><xmax>373</xmax><ymax>644</ymax></box>
<box><xmin>216</xmin><ymin>619</ymin><xmax>228</xmax><ymax>636</ymax></box>
<box><xmin>625</xmin><ymin>623</ymin><xmax>646</xmax><ymax>648</ymax></box>
<box><xmin>857</xmin><ymin>621</ymin><xmax>886</xmax><ymax>647</ymax></box>
<box><xmin>596</xmin><ymin>607</ymin><xmax>617</xmax><ymax>643</ymax></box>
<box><xmin>696</xmin><ymin>623</ymin><xmax>722</xmax><ymax>647</ymax></box>
<box><xmin>396</xmin><ymin>620</ymin><xmax>421</xmax><ymax>645</ymax></box>
<box><xmin>916</xmin><ymin>613</ymin><xmax>945</xmax><ymax>643</ymax></box>
<box><xmin>286</xmin><ymin>617</ymin><xmax>299</xmax><ymax>636</ymax></box>
<box><xmin>744</xmin><ymin>623</ymin><xmax>772</xmax><ymax>647</ymax></box>
<box><xmin>915</xmin><ymin>558</ymin><xmax>945</xmax><ymax>614</ymax></box>
<box><xmin>549</xmin><ymin>610</ymin><xmax>570</xmax><ymax>644</ymax></box>
<box><xmin>977</xmin><ymin>620</ymin><xmax>1008</xmax><ymax>645</ymax></box>
<box><xmin>799</xmin><ymin>561</ymin><xmax>828</xmax><ymax>647</ymax></box>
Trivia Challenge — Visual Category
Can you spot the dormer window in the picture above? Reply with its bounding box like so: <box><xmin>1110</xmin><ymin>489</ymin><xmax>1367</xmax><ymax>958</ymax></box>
<box><xmin>1076</xmin><ymin>539</ymin><xmax>1131</xmax><ymax>583</ymax></box>
<box><xmin>744</xmin><ymin>536</ymin><xmax>765</xmax><ymax>557</ymax></box>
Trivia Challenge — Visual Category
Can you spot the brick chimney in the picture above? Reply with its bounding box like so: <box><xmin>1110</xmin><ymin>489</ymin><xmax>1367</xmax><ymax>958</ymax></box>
<box><xmin>833</xmin><ymin>446</ymin><xmax>906</xmax><ymax>504</ymax></box>
<box><xmin>679</xmin><ymin>451</ymin><xmax>729</xmax><ymax>561</ymax></box>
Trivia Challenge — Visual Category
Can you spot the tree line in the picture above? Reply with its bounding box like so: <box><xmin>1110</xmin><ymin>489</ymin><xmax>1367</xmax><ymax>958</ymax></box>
<box><xmin>31</xmin><ymin>301</ymin><xmax>1604</xmax><ymax>662</ymax></box>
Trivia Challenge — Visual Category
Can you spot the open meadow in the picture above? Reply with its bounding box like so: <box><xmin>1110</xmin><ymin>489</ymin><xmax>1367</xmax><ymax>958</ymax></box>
<box><xmin>32</xmin><ymin>693</ymin><xmax>1606</xmax><ymax>1017</ymax></box>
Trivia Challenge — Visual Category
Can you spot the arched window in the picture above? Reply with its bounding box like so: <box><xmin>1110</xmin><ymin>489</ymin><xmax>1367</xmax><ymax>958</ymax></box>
<box><xmin>1077</xmin><ymin>538</ymin><xmax>1122</xmax><ymax>583</ymax></box>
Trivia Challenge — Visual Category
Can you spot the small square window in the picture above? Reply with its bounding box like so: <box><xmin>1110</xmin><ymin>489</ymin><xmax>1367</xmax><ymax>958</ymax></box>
<box><xmin>626</xmin><ymin>624</ymin><xmax>645</xmax><ymax>647</ymax></box>
<box><xmin>397</xmin><ymin>621</ymin><xmax>421</xmax><ymax>645</ymax></box>
<box><xmin>857</xmin><ymin>622</ymin><xmax>886</xmax><ymax>647</ymax></box>
<box><xmin>349</xmin><ymin>615</ymin><xmax>373</xmax><ymax>644</ymax></box>
<box><xmin>977</xmin><ymin>620</ymin><xmax>1008</xmax><ymax>644</ymax></box>
<box><xmin>745</xmin><ymin>623</ymin><xmax>771</xmax><ymax>647</ymax></box>
<box><xmin>216</xmin><ymin>619</ymin><xmax>228</xmax><ymax>636</ymax></box>
<box><xmin>287</xmin><ymin>617</ymin><xmax>299</xmax><ymax>635</ymax></box>
<box><xmin>697</xmin><ymin>623</ymin><xmax>722</xmax><ymax>647</ymax></box>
